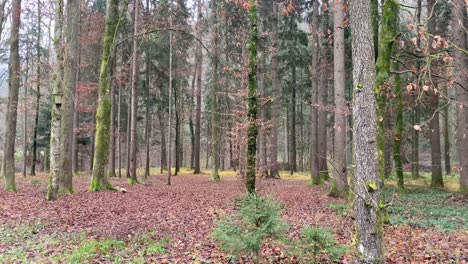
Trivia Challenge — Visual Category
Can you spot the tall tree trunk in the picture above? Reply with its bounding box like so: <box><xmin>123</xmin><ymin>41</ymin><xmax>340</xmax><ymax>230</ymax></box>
<box><xmin>427</xmin><ymin>0</ymin><xmax>443</xmax><ymax>188</ymax></box>
<box><xmin>452</xmin><ymin>0</ymin><xmax>468</xmax><ymax>192</ymax></box>
<box><xmin>23</xmin><ymin>39</ymin><xmax>31</xmax><ymax>178</ymax></box>
<box><xmin>126</xmin><ymin>86</ymin><xmax>131</xmax><ymax>177</ymax></box>
<box><xmin>350</xmin><ymin>0</ymin><xmax>384</xmax><ymax>262</ymax></box>
<box><xmin>31</xmin><ymin>0</ymin><xmax>42</xmax><ymax>176</ymax></box>
<box><xmin>1</xmin><ymin>0</ymin><xmax>22</xmax><ymax>192</ymax></box>
<box><xmin>189</xmin><ymin>62</ymin><xmax>197</xmax><ymax>170</ymax></box>
<box><xmin>330</xmin><ymin>0</ymin><xmax>347</xmax><ymax>197</ymax></box>
<box><xmin>144</xmin><ymin>58</ymin><xmax>151</xmax><ymax>179</ymax></box>
<box><xmin>442</xmin><ymin>85</ymin><xmax>451</xmax><ymax>175</ymax></box>
<box><xmin>117</xmin><ymin>85</ymin><xmax>122</xmax><ymax>177</ymax></box>
<box><xmin>290</xmin><ymin>64</ymin><xmax>297</xmax><ymax>174</ymax></box>
<box><xmin>167</xmin><ymin>0</ymin><xmax>173</xmax><ymax>185</ymax></box>
<box><xmin>89</xmin><ymin>0</ymin><xmax>121</xmax><ymax>191</ymax></box>
<box><xmin>158</xmin><ymin>110</ymin><xmax>167</xmax><ymax>172</ymax></box>
<box><xmin>193</xmin><ymin>0</ymin><xmax>202</xmax><ymax>174</ymax></box>
<box><xmin>47</xmin><ymin>0</ymin><xmax>64</xmax><ymax>200</ymax></box>
<box><xmin>393</xmin><ymin>62</ymin><xmax>404</xmax><ymax>188</ymax></box>
<box><xmin>211</xmin><ymin>0</ymin><xmax>220</xmax><ymax>181</ymax></box>
<box><xmin>268</xmin><ymin>2</ymin><xmax>280</xmax><ymax>178</ymax></box>
<box><xmin>59</xmin><ymin>0</ymin><xmax>80</xmax><ymax>194</ymax></box>
<box><xmin>318</xmin><ymin>1</ymin><xmax>330</xmax><ymax>180</ymax></box>
<box><xmin>174</xmin><ymin>82</ymin><xmax>180</xmax><ymax>175</ymax></box>
<box><xmin>310</xmin><ymin>0</ymin><xmax>320</xmax><ymax>184</ymax></box>
<box><xmin>129</xmin><ymin>0</ymin><xmax>140</xmax><ymax>185</ymax></box>
<box><xmin>412</xmin><ymin>0</ymin><xmax>422</xmax><ymax>179</ymax></box>
<box><xmin>246</xmin><ymin>0</ymin><xmax>258</xmax><ymax>194</ymax></box>
<box><xmin>109</xmin><ymin>73</ymin><xmax>116</xmax><ymax>177</ymax></box>
<box><xmin>72</xmin><ymin>56</ymin><xmax>81</xmax><ymax>175</ymax></box>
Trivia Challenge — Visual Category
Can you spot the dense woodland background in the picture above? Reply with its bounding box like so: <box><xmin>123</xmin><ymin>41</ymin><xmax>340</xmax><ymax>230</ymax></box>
<box><xmin>0</xmin><ymin>0</ymin><xmax>467</xmax><ymax>262</ymax></box>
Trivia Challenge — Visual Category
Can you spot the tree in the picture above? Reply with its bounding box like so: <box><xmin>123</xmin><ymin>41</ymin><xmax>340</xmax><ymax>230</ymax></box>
<box><xmin>246</xmin><ymin>0</ymin><xmax>258</xmax><ymax>194</ymax></box>
<box><xmin>193</xmin><ymin>0</ymin><xmax>203</xmax><ymax>174</ymax></box>
<box><xmin>330</xmin><ymin>0</ymin><xmax>347</xmax><ymax>196</ymax></box>
<box><xmin>47</xmin><ymin>0</ymin><xmax>64</xmax><ymax>200</ymax></box>
<box><xmin>90</xmin><ymin>0</ymin><xmax>121</xmax><ymax>191</ymax></box>
<box><xmin>1</xmin><ymin>0</ymin><xmax>22</xmax><ymax>192</ymax></box>
<box><xmin>310</xmin><ymin>0</ymin><xmax>320</xmax><ymax>184</ymax></box>
<box><xmin>210</xmin><ymin>0</ymin><xmax>221</xmax><ymax>181</ymax></box>
<box><xmin>59</xmin><ymin>0</ymin><xmax>80</xmax><ymax>194</ymax></box>
<box><xmin>129</xmin><ymin>0</ymin><xmax>141</xmax><ymax>185</ymax></box>
<box><xmin>349</xmin><ymin>0</ymin><xmax>384</xmax><ymax>262</ymax></box>
<box><xmin>427</xmin><ymin>0</ymin><xmax>443</xmax><ymax>188</ymax></box>
<box><xmin>268</xmin><ymin>1</ymin><xmax>280</xmax><ymax>179</ymax></box>
<box><xmin>452</xmin><ymin>0</ymin><xmax>468</xmax><ymax>192</ymax></box>
<box><xmin>31</xmin><ymin>0</ymin><xmax>42</xmax><ymax>176</ymax></box>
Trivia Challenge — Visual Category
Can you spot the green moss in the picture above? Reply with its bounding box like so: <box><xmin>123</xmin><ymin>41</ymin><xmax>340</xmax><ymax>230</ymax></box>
<box><xmin>328</xmin><ymin>180</ymin><xmax>346</xmax><ymax>198</ymax></box>
<box><xmin>212</xmin><ymin>170</ymin><xmax>220</xmax><ymax>181</ymax></box>
<box><xmin>127</xmin><ymin>178</ymin><xmax>139</xmax><ymax>185</ymax></box>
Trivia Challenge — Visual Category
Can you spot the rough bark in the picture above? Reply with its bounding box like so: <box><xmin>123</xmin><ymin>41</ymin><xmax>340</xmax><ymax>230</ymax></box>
<box><xmin>427</xmin><ymin>0</ymin><xmax>443</xmax><ymax>188</ymax></box>
<box><xmin>330</xmin><ymin>0</ymin><xmax>347</xmax><ymax>197</ymax></box>
<box><xmin>310</xmin><ymin>0</ymin><xmax>320</xmax><ymax>184</ymax></box>
<box><xmin>1</xmin><ymin>0</ymin><xmax>21</xmax><ymax>192</ymax></box>
<box><xmin>31</xmin><ymin>0</ymin><xmax>42</xmax><ymax>176</ymax></box>
<box><xmin>89</xmin><ymin>0</ymin><xmax>121</xmax><ymax>191</ymax></box>
<box><xmin>318</xmin><ymin>0</ymin><xmax>330</xmax><ymax>180</ymax></box>
<box><xmin>167</xmin><ymin>0</ymin><xmax>173</xmax><ymax>185</ymax></box>
<box><xmin>211</xmin><ymin>0</ymin><xmax>220</xmax><ymax>181</ymax></box>
<box><xmin>452</xmin><ymin>0</ymin><xmax>468</xmax><ymax>192</ymax></box>
<box><xmin>193</xmin><ymin>0</ymin><xmax>202</xmax><ymax>174</ymax></box>
<box><xmin>350</xmin><ymin>0</ymin><xmax>384</xmax><ymax>262</ymax></box>
<box><xmin>47</xmin><ymin>0</ymin><xmax>64</xmax><ymax>200</ymax></box>
<box><xmin>129</xmin><ymin>0</ymin><xmax>140</xmax><ymax>185</ymax></box>
<box><xmin>442</xmin><ymin>85</ymin><xmax>451</xmax><ymax>175</ymax></box>
<box><xmin>290</xmin><ymin>64</ymin><xmax>297</xmax><ymax>174</ymax></box>
<box><xmin>393</xmin><ymin>61</ymin><xmax>404</xmax><ymax>187</ymax></box>
<box><xmin>268</xmin><ymin>2</ymin><xmax>280</xmax><ymax>178</ymax></box>
<box><xmin>246</xmin><ymin>0</ymin><xmax>258</xmax><ymax>194</ymax></box>
<box><xmin>59</xmin><ymin>0</ymin><xmax>80</xmax><ymax>194</ymax></box>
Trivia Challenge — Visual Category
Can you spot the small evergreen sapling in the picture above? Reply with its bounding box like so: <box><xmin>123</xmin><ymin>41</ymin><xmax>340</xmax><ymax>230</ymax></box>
<box><xmin>211</xmin><ymin>194</ymin><xmax>288</xmax><ymax>262</ymax></box>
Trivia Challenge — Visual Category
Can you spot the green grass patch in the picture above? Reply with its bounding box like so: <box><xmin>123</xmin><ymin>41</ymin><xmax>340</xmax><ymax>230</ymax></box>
<box><xmin>327</xmin><ymin>203</ymin><xmax>348</xmax><ymax>217</ymax></box>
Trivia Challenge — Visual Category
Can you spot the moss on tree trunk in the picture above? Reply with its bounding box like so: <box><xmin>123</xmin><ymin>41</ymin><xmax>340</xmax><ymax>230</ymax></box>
<box><xmin>89</xmin><ymin>0</ymin><xmax>121</xmax><ymax>192</ymax></box>
<box><xmin>246</xmin><ymin>0</ymin><xmax>258</xmax><ymax>194</ymax></box>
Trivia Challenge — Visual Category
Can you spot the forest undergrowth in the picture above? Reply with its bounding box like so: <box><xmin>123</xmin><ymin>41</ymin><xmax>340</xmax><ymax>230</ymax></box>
<box><xmin>0</xmin><ymin>172</ymin><xmax>466</xmax><ymax>263</ymax></box>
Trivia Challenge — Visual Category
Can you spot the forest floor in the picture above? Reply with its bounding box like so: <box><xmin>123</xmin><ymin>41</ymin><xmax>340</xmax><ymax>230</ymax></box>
<box><xmin>0</xmin><ymin>170</ymin><xmax>467</xmax><ymax>263</ymax></box>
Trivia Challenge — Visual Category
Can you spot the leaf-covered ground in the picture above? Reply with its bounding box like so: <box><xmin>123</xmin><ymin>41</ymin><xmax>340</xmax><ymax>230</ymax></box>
<box><xmin>0</xmin><ymin>173</ymin><xmax>467</xmax><ymax>263</ymax></box>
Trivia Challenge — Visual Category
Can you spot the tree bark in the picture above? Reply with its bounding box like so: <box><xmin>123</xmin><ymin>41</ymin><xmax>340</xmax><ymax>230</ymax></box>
<box><xmin>1</xmin><ymin>0</ymin><xmax>22</xmax><ymax>192</ymax></box>
<box><xmin>452</xmin><ymin>0</ymin><xmax>468</xmax><ymax>192</ymax></box>
<box><xmin>246</xmin><ymin>0</ymin><xmax>258</xmax><ymax>194</ymax></box>
<box><xmin>89</xmin><ymin>0</ymin><xmax>121</xmax><ymax>191</ymax></box>
<box><xmin>350</xmin><ymin>0</ymin><xmax>384</xmax><ymax>262</ymax></box>
<box><xmin>427</xmin><ymin>0</ymin><xmax>443</xmax><ymax>188</ymax></box>
<box><xmin>290</xmin><ymin>64</ymin><xmax>296</xmax><ymax>174</ymax></box>
<box><xmin>193</xmin><ymin>0</ymin><xmax>202</xmax><ymax>174</ymax></box>
<box><xmin>211</xmin><ymin>0</ymin><xmax>220</xmax><ymax>181</ymax></box>
<box><xmin>330</xmin><ymin>0</ymin><xmax>347</xmax><ymax>197</ymax></box>
<box><xmin>318</xmin><ymin>0</ymin><xmax>330</xmax><ymax>180</ymax></box>
<box><xmin>310</xmin><ymin>0</ymin><xmax>320</xmax><ymax>184</ymax></box>
<box><xmin>129</xmin><ymin>0</ymin><xmax>140</xmax><ymax>185</ymax></box>
<box><xmin>47</xmin><ymin>0</ymin><xmax>64</xmax><ymax>200</ymax></box>
<box><xmin>31</xmin><ymin>0</ymin><xmax>42</xmax><ymax>176</ymax></box>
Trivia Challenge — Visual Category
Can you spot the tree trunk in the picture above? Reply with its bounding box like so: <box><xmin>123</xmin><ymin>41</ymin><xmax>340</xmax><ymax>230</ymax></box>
<box><xmin>290</xmin><ymin>64</ymin><xmax>297</xmax><ymax>174</ymax></box>
<box><xmin>193</xmin><ymin>0</ymin><xmax>202</xmax><ymax>174</ymax></box>
<box><xmin>442</xmin><ymin>86</ymin><xmax>451</xmax><ymax>175</ymax></box>
<box><xmin>246</xmin><ymin>0</ymin><xmax>258</xmax><ymax>194</ymax></box>
<box><xmin>330</xmin><ymin>0</ymin><xmax>347</xmax><ymax>197</ymax></box>
<box><xmin>23</xmin><ymin>38</ymin><xmax>31</xmax><ymax>178</ymax></box>
<box><xmin>144</xmin><ymin>58</ymin><xmax>151</xmax><ymax>179</ymax></box>
<box><xmin>31</xmin><ymin>0</ymin><xmax>42</xmax><ymax>176</ymax></box>
<box><xmin>350</xmin><ymin>0</ymin><xmax>384</xmax><ymax>262</ymax></box>
<box><xmin>167</xmin><ymin>0</ymin><xmax>173</xmax><ymax>185</ymax></box>
<box><xmin>117</xmin><ymin>84</ymin><xmax>122</xmax><ymax>177</ymax></box>
<box><xmin>310</xmin><ymin>0</ymin><xmax>320</xmax><ymax>184</ymax></box>
<box><xmin>1</xmin><ymin>0</ymin><xmax>22</xmax><ymax>192</ymax></box>
<box><xmin>211</xmin><ymin>0</ymin><xmax>220</xmax><ymax>181</ymax></box>
<box><xmin>412</xmin><ymin>0</ymin><xmax>422</xmax><ymax>179</ymax></box>
<box><xmin>59</xmin><ymin>0</ymin><xmax>80</xmax><ymax>194</ymax></box>
<box><xmin>318</xmin><ymin>1</ymin><xmax>330</xmax><ymax>180</ymax></box>
<box><xmin>158</xmin><ymin>110</ymin><xmax>167</xmax><ymax>172</ymax></box>
<box><xmin>129</xmin><ymin>0</ymin><xmax>140</xmax><ymax>185</ymax></box>
<box><xmin>109</xmin><ymin>71</ymin><xmax>116</xmax><ymax>178</ymax></box>
<box><xmin>47</xmin><ymin>0</ymin><xmax>63</xmax><ymax>200</ymax></box>
<box><xmin>427</xmin><ymin>0</ymin><xmax>443</xmax><ymax>188</ymax></box>
<box><xmin>268</xmin><ymin>2</ymin><xmax>280</xmax><ymax>178</ymax></box>
<box><xmin>393</xmin><ymin>62</ymin><xmax>404</xmax><ymax>188</ymax></box>
<box><xmin>89</xmin><ymin>0</ymin><xmax>121</xmax><ymax>191</ymax></box>
<box><xmin>452</xmin><ymin>0</ymin><xmax>468</xmax><ymax>193</ymax></box>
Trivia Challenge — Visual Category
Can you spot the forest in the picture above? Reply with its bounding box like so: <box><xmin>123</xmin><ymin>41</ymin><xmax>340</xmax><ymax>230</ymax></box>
<box><xmin>0</xmin><ymin>0</ymin><xmax>467</xmax><ymax>263</ymax></box>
